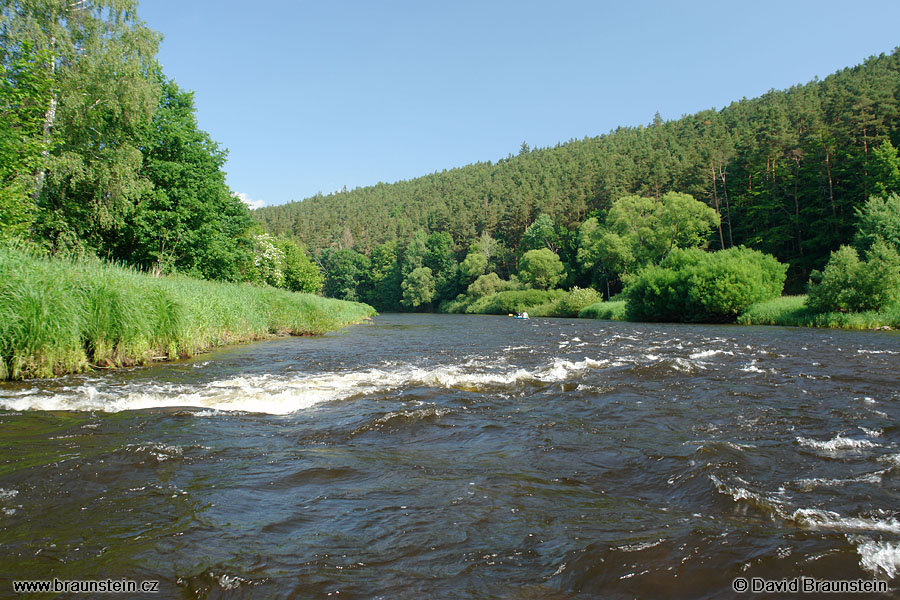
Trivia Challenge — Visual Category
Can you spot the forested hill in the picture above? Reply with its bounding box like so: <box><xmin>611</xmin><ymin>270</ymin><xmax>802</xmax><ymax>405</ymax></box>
<box><xmin>255</xmin><ymin>49</ymin><xmax>900</xmax><ymax>286</ymax></box>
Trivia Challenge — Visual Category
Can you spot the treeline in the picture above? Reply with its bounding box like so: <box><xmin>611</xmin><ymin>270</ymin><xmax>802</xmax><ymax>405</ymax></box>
<box><xmin>256</xmin><ymin>48</ymin><xmax>900</xmax><ymax>295</ymax></box>
<box><xmin>0</xmin><ymin>0</ymin><xmax>321</xmax><ymax>294</ymax></box>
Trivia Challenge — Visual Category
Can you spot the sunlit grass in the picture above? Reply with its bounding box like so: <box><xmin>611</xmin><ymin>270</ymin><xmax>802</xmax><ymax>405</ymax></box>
<box><xmin>736</xmin><ymin>295</ymin><xmax>900</xmax><ymax>329</ymax></box>
<box><xmin>735</xmin><ymin>295</ymin><xmax>810</xmax><ymax>326</ymax></box>
<box><xmin>0</xmin><ymin>247</ymin><xmax>375</xmax><ymax>380</ymax></box>
<box><xmin>578</xmin><ymin>301</ymin><xmax>627</xmax><ymax>321</ymax></box>
<box><xmin>579</xmin><ymin>295</ymin><xmax>899</xmax><ymax>330</ymax></box>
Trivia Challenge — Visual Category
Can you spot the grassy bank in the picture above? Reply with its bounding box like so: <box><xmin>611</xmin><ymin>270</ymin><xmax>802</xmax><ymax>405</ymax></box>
<box><xmin>0</xmin><ymin>247</ymin><xmax>375</xmax><ymax>380</ymax></box>
<box><xmin>736</xmin><ymin>295</ymin><xmax>900</xmax><ymax>329</ymax></box>
<box><xmin>579</xmin><ymin>294</ymin><xmax>899</xmax><ymax>330</ymax></box>
<box><xmin>578</xmin><ymin>300</ymin><xmax>627</xmax><ymax>321</ymax></box>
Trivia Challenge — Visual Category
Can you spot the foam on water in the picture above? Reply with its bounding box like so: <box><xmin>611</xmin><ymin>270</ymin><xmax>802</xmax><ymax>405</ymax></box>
<box><xmin>0</xmin><ymin>356</ymin><xmax>605</xmax><ymax>415</ymax></box>
<box><xmin>689</xmin><ymin>349</ymin><xmax>734</xmax><ymax>360</ymax></box>
<box><xmin>794</xmin><ymin>471</ymin><xmax>886</xmax><ymax>491</ymax></box>
<box><xmin>740</xmin><ymin>360</ymin><xmax>775</xmax><ymax>374</ymax></box>
<box><xmin>859</xmin><ymin>426</ymin><xmax>883</xmax><ymax>438</ymax></box>
<box><xmin>879</xmin><ymin>454</ymin><xmax>900</xmax><ymax>469</ymax></box>
<box><xmin>791</xmin><ymin>509</ymin><xmax>900</xmax><ymax>534</ymax></box>
<box><xmin>796</xmin><ymin>435</ymin><xmax>879</xmax><ymax>452</ymax></box>
<box><xmin>853</xmin><ymin>538</ymin><xmax>900</xmax><ymax>579</ymax></box>
<box><xmin>710</xmin><ymin>472</ymin><xmax>900</xmax><ymax>541</ymax></box>
<box><xmin>0</xmin><ymin>488</ymin><xmax>18</xmax><ymax>517</ymax></box>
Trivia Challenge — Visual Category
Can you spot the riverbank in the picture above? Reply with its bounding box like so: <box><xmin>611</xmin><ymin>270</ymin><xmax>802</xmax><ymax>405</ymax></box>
<box><xmin>0</xmin><ymin>247</ymin><xmax>375</xmax><ymax>380</ymax></box>
<box><xmin>578</xmin><ymin>295</ymin><xmax>899</xmax><ymax>330</ymax></box>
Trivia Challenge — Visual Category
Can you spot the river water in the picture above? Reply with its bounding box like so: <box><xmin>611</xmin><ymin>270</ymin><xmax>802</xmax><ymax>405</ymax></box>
<box><xmin>0</xmin><ymin>313</ymin><xmax>898</xmax><ymax>598</ymax></box>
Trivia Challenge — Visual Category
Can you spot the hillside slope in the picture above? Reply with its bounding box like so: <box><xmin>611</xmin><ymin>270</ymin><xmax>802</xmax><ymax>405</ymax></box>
<box><xmin>255</xmin><ymin>49</ymin><xmax>900</xmax><ymax>287</ymax></box>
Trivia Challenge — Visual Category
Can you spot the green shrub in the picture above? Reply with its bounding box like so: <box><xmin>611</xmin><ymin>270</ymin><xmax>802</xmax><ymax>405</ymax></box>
<box><xmin>552</xmin><ymin>286</ymin><xmax>604</xmax><ymax>317</ymax></box>
<box><xmin>684</xmin><ymin>247</ymin><xmax>787</xmax><ymax>321</ymax></box>
<box><xmin>440</xmin><ymin>294</ymin><xmax>473</xmax><ymax>314</ymax></box>
<box><xmin>624</xmin><ymin>247</ymin><xmax>787</xmax><ymax>322</ymax></box>
<box><xmin>465</xmin><ymin>289</ymin><xmax>566</xmax><ymax>315</ymax></box>
<box><xmin>518</xmin><ymin>248</ymin><xmax>565</xmax><ymax>290</ymax></box>
<box><xmin>807</xmin><ymin>239</ymin><xmax>900</xmax><ymax>313</ymax></box>
<box><xmin>467</xmin><ymin>272</ymin><xmax>505</xmax><ymax>297</ymax></box>
<box><xmin>622</xmin><ymin>264</ymin><xmax>688</xmax><ymax>322</ymax></box>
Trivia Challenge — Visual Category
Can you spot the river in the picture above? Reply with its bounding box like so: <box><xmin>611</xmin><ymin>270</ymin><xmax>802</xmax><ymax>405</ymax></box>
<box><xmin>0</xmin><ymin>314</ymin><xmax>898</xmax><ymax>598</ymax></box>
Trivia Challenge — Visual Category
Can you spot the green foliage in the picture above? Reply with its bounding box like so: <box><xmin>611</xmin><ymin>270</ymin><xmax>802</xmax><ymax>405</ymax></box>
<box><xmin>622</xmin><ymin>265</ymin><xmax>687</xmax><ymax>322</ymax></box>
<box><xmin>365</xmin><ymin>241</ymin><xmax>403</xmax><ymax>311</ymax></box>
<box><xmin>463</xmin><ymin>289</ymin><xmax>567</xmax><ymax>315</ymax></box>
<box><xmin>275</xmin><ymin>238</ymin><xmax>323</xmax><ymax>294</ymax></box>
<box><xmin>683</xmin><ymin>247</ymin><xmax>787</xmax><ymax>321</ymax></box>
<box><xmin>401</xmin><ymin>266</ymin><xmax>435</xmax><ymax>309</ymax></box>
<box><xmin>518</xmin><ymin>248</ymin><xmax>565</xmax><ymax>290</ymax></box>
<box><xmin>624</xmin><ymin>247</ymin><xmax>787</xmax><ymax>322</ymax></box>
<box><xmin>425</xmin><ymin>231</ymin><xmax>459</xmax><ymax>303</ymax></box>
<box><xmin>321</xmin><ymin>248</ymin><xmax>371</xmax><ymax>302</ymax></box>
<box><xmin>578</xmin><ymin>192</ymin><xmax>720</xmax><ymax>280</ymax></box>
<box><xmin>402</xmin><ymin>229</ymin><xmax>428</xmax><ymax>276</ymax></box>
<box><xmin>459</xmin><ymin>251</ymin><xmax>488</xmax><ymax>285</ymax></box>
<box><xmin>807</xmin><ymin>240</ymin><xmax>900</xmax><ymax>313</ymax></box>
<box><xmin>112</xmin><ymin>77</ymin><xmax>254</xmax><ymax>281</ymax></box>
<box><xmin>853</xmin><ymin>193</ymin><xmax>900</xmax><ymax>255</ymax></box>
<box><xmin>578</xmin><ymin>300</ymin><xmax>628</xmax><ymax>320</ymax></box>
<box><xmin>472</xmin><ymin>232</ymin><xmax>499</xmax><ymax>262</ymax></box>
<box><xmin>0</xmin><ymin>41</ymin><xmax>52</xmax><ymax>239</ymax></box>
<box><xmin>737</xmin><ymin>295</ymin><xmax>900</xmax><ymax>330</ymax></box>
<box><xmin>870</xmin><ymin>140</ymin><xmax>900</xmax><ymax>199</ymax></box>
<box><xmin>521</xmin><ymin>214</ymin><xmax>561</xmax><ymax>252</ymax></box>
<box><xmin>467</xmin><ymin>272</ymin><xmax>504</xmax><ymax>298</ymax></box>
<box><xmin>551</xmin><ymin>286</ymin><xmax>603</xmax><ymax>317</ymax></box>
<box><xmin>252</xmin><ymin>234</ymin><xmax>285</xmax><ymax>287</ymax></box>
<box><xmin>8</xmin><ymin>0</ymin><xmax>165</xmax><ymax>251</ymax></box>
<box><xmin>736</xmin><ymin>295</ymin><xmax>811</xmax><ymax>326</ymax></box>
<box><xmin>0</xmin><ymin>246</ymin><xmax>374</xmax><ymax>380</ymax></box>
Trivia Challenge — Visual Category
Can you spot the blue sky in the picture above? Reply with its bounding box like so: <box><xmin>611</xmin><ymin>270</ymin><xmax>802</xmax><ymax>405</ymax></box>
<box><xmin>138</xmin><ymin>1</ymin><xmax>900</xmax><ymax>209</ymax></box>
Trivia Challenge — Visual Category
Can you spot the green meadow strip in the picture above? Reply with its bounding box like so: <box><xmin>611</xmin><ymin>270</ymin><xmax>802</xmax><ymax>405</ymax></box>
<box><xmin>577</xmin><ymin>301</ymin><xmax>628</xmax><ymax>321</ymax></box>
<box><xmin>737</xmin><ymin>295</ymin><xmax>900</xmax><ymax>329</ymax></box>
<box><xmin>0</xmin><ymin>247</ymin><xmax>375</xmax><ymax>380</ymax></box>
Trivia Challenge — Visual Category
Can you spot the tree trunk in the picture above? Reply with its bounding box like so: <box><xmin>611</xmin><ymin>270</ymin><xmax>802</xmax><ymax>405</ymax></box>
<box><xmin>33</xmin><ymin>37</ymin><xmax>57</xmax><ymax>200</ymax></box>
<box><xmin>711</xmin><ymin>164</ymin><xmax>725</xmax><ymax>249</ymax></box>
<box><xmin>718</xmin><ymin>164</ymin><xmax>734</xmax><ymax>247</ymax></box>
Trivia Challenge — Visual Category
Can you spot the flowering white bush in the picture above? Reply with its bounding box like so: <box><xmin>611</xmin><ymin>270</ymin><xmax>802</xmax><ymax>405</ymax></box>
<box><xmin>253</xmin><ymin>234</ymin><xmax>285</xmax><ymax>287</ymax></box>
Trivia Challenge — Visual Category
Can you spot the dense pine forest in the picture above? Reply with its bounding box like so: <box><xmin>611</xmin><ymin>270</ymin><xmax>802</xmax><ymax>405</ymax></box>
<box><xmin>255</xmin><ymin>48</ymin><xmax>900</xmax><ymax>307</ymax></box>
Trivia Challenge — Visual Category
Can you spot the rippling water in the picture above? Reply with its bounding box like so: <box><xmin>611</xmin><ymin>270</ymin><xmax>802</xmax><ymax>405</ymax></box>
<box><xmin>1</xmin><ymin>314</ymin><xmax>899</xmax><ymax>598</ymax></box>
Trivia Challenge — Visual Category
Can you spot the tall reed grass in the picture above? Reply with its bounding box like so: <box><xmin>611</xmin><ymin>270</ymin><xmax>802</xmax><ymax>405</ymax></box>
<box><xmin>0</xmin><ymin>247</ymin><xmax>375</xmax><ymax>380</ymax></box>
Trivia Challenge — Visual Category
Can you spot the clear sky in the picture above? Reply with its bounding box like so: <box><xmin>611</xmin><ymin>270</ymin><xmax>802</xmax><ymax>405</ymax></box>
<box><xmin>137</xmin><ymin>0</ymin><xmax>900</xmax><ymax>209</ymax></box>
